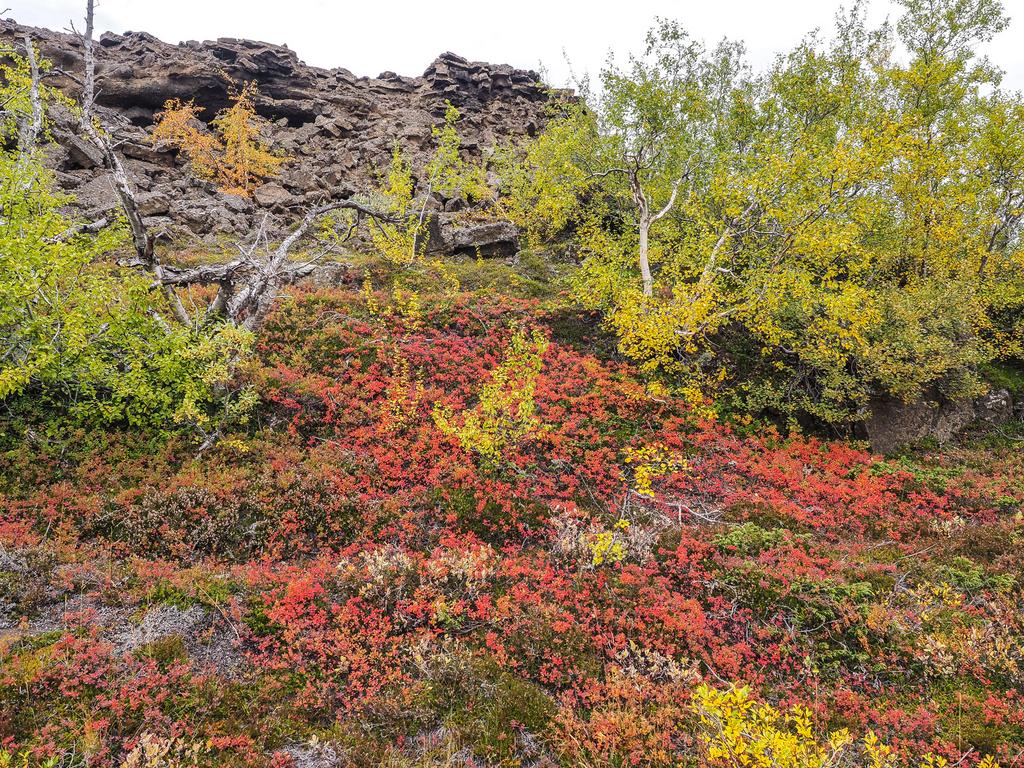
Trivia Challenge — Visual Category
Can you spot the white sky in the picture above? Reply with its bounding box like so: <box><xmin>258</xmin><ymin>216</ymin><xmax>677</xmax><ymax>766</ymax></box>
<box><xmin>12</xmin><ymin>0</ymin><xmax>1024</xmax><ymax>91</ymax></box>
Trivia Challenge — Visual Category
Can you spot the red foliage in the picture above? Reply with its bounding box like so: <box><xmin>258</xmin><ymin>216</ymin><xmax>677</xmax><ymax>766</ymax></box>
<box><xmin>1</xmin><ymin>288</ymin><xmax>1021</xmax><ymax>764</ymax></box>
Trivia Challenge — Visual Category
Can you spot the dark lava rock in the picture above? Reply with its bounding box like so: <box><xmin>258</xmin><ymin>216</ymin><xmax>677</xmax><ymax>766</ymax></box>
<box><xmin>2</xmin><ymin>17</ymin><xmax>562</xmax><ymax>246</ymax></box>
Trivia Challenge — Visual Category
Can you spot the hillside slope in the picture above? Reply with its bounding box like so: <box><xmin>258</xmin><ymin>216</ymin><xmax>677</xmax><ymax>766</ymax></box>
<box><xmin>1</xmin><ymin>267</ymin><xmax>1022</xmax><ymax>766</ymax></box>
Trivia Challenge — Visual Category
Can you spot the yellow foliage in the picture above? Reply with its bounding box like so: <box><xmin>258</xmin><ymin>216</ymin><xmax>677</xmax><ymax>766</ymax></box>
<box><xmin>152</xmin><ymin>82</ymin><xmax>284</xmax><ymax>196</ymax></box>
<box><xmin>0</xmin><ymin>749</ymin><xmax>58</xmax><ymax>768</ymax></box>
<box><xmin>362</xmin><ymin>272</ymin><xmax>382</xmax><ymax>316</ymax></box>
<box><xmin>692</xmin><ymin>685</ymin><xmax>1002</xmax><ymax>768</ymax></box>
<box><xmin>382</xmin><ymin>345</ymin><xmax>425</xmax><ymax>432</ymax></box>
<box><xmin>692</xmin><ymin>684</ymin><xmax>852</xmax><ymax>768</ymax></box>
<box><xmin>392</xmin><ymin>285</ymin><xmax>425</xmax><ymax>328</ymax></box>
<box><xmin>589</xmin><ymin>519</ymin><xmax>630</xmax><ymax>566</ymax></box>
<box><xmin>371</xmin><ymin>105</ymin><xmax>490</xmax><ymax>268</ymax></box>
<box><xmin>433</xmin><ymin>327</ymin><xmax>549</xmax><ymax>469</ymax></box>
<box><xmin>623</xmin><ymin>443</ymin><xmax>688</xmax><ymax>497</ymax></box>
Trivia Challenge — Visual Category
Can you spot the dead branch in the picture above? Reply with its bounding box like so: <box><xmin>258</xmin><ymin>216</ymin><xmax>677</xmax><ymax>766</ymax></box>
<box><xmin>79</xmin><ymin>1</ymin><xmax>95</xmax><ymax>118</ymax></box>
<box><xmin>73</xmin><ymin>0</ymin><xmax>191</xmax><ymax>325</ymax></box>
<box><xmin>228</xmin><ymin>198</ymin><xmax>396</xmax><ymax>331</ymax></box>
<box><xmin>69</xmin><ymin>0</ymin><xmax>396</xmax><ymax>333</ymax></box>
<box><xmin>45</xmin><ymin>217</ymin><xmax>110</xmax><ymax>244</ymax></box>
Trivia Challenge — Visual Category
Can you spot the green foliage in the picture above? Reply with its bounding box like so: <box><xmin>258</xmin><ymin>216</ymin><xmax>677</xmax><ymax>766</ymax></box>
<box><xmin>368</xmin><ymin>142</ymin><xmax>421</xmax><ymax>267</ymax></box>
<box><xmin>932</xmin><ymin>555</ymin><xmax>1016</xmax><ymax>595</ymax></box>
<box><xmin>0</xmin><ymin>41</ymin><xmax>67</xmax><ymax>140</ymax></box>
<box><xmin>505</xmin><ymin>2</ymin><xmax>1024</xmax><ymax>426</ymax></box>
<box><xmin>0</xmin><ymin>47</ymin><xmax>255</xmax><ymax>438</ymax></box>
<box><xmin>367</xmin><ymin>102</ymin><xmax>491</xmax><ymax>268</ymax></box>
<box><xmin>715</xmin><ymin>523</ymin><xmax>792</xmax><ymax>556</ymax></box>
<box><xmin>445</xmin><ymin>664</ymin><xmax>554</xmax><ymax>764</ymax></box>
<box><xmin>427</xmin><ymin>101</ymin><xmax>491</xmax><ymax>203</ymax></box>
<box><xmin>0</xmin><ymin>749</ymin><xmax>58</xmax><ymax>768</ymax></box>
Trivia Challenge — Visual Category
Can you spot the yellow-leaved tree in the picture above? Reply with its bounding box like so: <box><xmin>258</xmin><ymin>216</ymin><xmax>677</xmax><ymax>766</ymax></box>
<box><xmin>368</xmin><ymin>101</ymin><xmax>491</xmax><ymax>267</ymax></box>
<box><xmin>152</xmin><ymin>81</ymin><xmax>284</xmax><ymax>196</ymax></box>
<box><xmin>503</xmin><ymin>1</ymin><xmax>1024</xmax><ymax>426</ymax></box>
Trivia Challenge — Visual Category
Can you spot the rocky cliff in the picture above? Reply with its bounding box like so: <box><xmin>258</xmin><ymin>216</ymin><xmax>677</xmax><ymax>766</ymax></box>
<box><xmin>1</xmin><ymin>18</ymin><xmax>557</xmax><ymax>243</ymax></box>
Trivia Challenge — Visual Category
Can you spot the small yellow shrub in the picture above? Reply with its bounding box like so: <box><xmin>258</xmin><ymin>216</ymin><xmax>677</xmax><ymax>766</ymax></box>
<box><xmin>433</xmin><ymin>327</ymin><xmax>549</xmax><ymax>469</ymax></box>
<box><xmin>692</xmin><ymin>685</ymin><xmax>1002</xmax><ymax>768</ymax></box>
<box><xmin>624</xmin><ymin>443</ymin><xmax>688</xmax><ymax>497</ymax></box>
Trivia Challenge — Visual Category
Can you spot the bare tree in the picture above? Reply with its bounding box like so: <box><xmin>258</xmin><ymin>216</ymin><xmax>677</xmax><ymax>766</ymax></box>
<box><xmin>70</xmin><ymin>0</ymin><xmax>394</xmax><ymax>331</ymax></box>
<box><xmin>158</xmin><ymin>198</ymin><xmax>395</xmax><ymax>331</ymax></box>
<box><xmin>19</xmin><ymin>34</ymin><xmax>43</xmax><ymax>149</ymax></box>
<box><xmin>73</xmin><ymin>0</ymin><xmax>192</xmax><ymax>324</ymax></box>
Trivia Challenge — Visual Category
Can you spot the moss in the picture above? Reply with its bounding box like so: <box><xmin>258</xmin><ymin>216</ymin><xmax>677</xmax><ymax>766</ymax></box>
<box><xmin>955</xmin><ymin>521</ymin><xmax>1020</xmax><ymax>560</ymax></box>
<box><xmin>5</xmin><ymin>630</ymin><xmax>64</xmax><ymax>653</ymax></box>
<box><xmin>541</xmin><ymin>307</ymin><xmax>620</xmax><ymax>358</ymax></box>
<box><xmin>241</xmin><ymin>597</ymin><xmax>279</xmax><ymax>636</ymax></box>
<box><xmin>715</xmin><ymin>522</ymin><xmax>801</xmax><ymax>556</ymax></box>
<box><xmin>453</xmin><ymin>674</ymin><xmax>555</xmax><ymax>763</ymax></box>
<box><xmin>420</xmin><ymin>658</ymin><xmax>555</xmax><ymax>764</ymax></box>
<box><xmin>136</xmin><ymin>634</ymin><xmax>188</xmax><ymax>666</ymax></box>
<box><xmin>724</xmin><ymin>499</ymin><xmax>810</xmax><ymax>532</ymax></box>
<box><xmin>871</xmin><ymin>456</ymin><xmax>965</xmax><ymax>494</ymax></box>
<box><xmin>981</xmin><ymin>361</ymin><xmax>1024</xmax><ymax>397</ymax></box>
<box><xmin>145</xmin><ymin>575</ymin><xmax>238</xmax><ymax>611</ymax></box>
<box><xmin>436</xmin><ymin>487</ymin><xmax>548</xmax><ymax>544</ymax></box>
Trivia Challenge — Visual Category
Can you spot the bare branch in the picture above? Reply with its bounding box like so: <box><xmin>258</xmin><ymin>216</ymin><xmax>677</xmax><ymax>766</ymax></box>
<box><xmin>74</xmin><ymin>0</ymin><xmax>191</xmax><ymax>326</ymax></box>
<box><xmin>651</xmin><ymin>174</ymin><xmax>684</xmax><ymax>223</ymax></box>
<box><xmin>223</xmin><ymin>198</ymin><xmax>396</xmax><ymax>331</ymax></box>
<box><xmin>78</xmin><ymin>0</ymin><xmax>96</xmax><ymax>121</ymax></box>
<box><xmin>699</xmin><ymin>199</ymin><xmax>758</xmax><ymax>285</ymax></box>
<box><xmin>588</xmin><ymin>167</ymin><xmax>631</xmax><ymax>179</ymax></box>
<box><xmin>45</xmin><ymin>217</ymin><xmax>110</xmax><ymax>244</ymax></box>
<box><xmin>156</xmin><ymin>259</ymin><xmax>247</xmax><ymax>287</ymax></box>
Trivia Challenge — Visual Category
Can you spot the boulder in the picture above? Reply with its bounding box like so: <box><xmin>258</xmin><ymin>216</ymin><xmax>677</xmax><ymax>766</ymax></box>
<box><xmin>281</xmin><ymin>167</ymin><xmax>320</xmax><ymax>194</ymax></box>
<box><xmin>253</xmin><ymin>182</ymin><xmax>295</xmax><ymax>208</ymax></box>
<box><xmin>448</xmin><ymin>220</ymin><xmax>520</xmax><ymax>258</ymax></box>
<box><xmin>71</xmin><ymin>173</ymin><xmax>121</xmax><ymax>214</ymax></box>
<box><xmin>976</xmin><ymin>388</ymin><xmax>1013</xmax><ymax>425</ymax></box>
<box><xmin>120</xmin><ymin>141</ymin><xmax>174</xmax><ymax>166</ymax></box>
<box><xmin>64</xmin><ymin>135</ymin><xmax>104</xmax><ymax>170</ymax></box>
<box><xmin>219</xmin><ymin>193</ymin><xmax>253</xmax><ymax>214</ymax></box>
<box><xmin>866</xmin><ymin>397</ymin><xmax>974</xmax><ymax>454</ymax></box>
<box><xmin>136</xmin><ymin>190</ymin><xmax>170</xmax><ymax>216</ymax></box>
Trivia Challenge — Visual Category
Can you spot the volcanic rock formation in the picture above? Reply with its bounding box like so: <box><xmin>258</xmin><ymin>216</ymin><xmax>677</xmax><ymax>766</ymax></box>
<box><xmin>1</xmin><ymin>18</ymin><xmax>559</xmax><ymax>246</ymax></box>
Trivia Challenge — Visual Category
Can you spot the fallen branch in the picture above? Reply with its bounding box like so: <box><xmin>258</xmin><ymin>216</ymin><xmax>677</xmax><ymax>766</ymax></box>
<box><xmin>45</xmin><ymin>217</ymin><xmax>110</xmax><ymax>244</ymax></box>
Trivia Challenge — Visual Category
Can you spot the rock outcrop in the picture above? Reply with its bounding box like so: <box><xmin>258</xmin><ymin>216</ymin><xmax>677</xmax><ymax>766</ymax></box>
<box><xmin>865</xmin><ymin>388</ymin><xmax>1017</xmax><ymax>453</ymax></box>
<box><xmin>2</xmin><ymin>18</ymin><xmax>559</xmax><ymax>245</ymax></box>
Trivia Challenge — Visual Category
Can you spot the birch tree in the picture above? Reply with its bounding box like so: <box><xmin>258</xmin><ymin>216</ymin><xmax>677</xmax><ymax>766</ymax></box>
<box><xmin>505</xmin><ymin>2</ymin><xmax>1024</xmax><ymax>425</ymax></box>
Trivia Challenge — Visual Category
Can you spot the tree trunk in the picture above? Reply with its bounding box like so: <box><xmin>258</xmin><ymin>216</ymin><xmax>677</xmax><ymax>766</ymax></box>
<box><xmin>20</xmin><ymin>34</ymin><xmax>43</xmax><ymax>149</ymax></box>
<box><xmin>629</xmin><ymin>172</ymin><xmax>654</xmax><ymax>297</ymax></box>
<box><xmin>638</xmin><ymin>216</ymin><xmax>653</xmax><ymax>297</ymax></box>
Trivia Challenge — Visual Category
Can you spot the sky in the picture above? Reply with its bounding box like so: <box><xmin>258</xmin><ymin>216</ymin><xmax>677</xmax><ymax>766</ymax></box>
<box><xmin>12</xmin><ymin>0</ymin><xmax>1024</xmax><ymax>91</ymax></box>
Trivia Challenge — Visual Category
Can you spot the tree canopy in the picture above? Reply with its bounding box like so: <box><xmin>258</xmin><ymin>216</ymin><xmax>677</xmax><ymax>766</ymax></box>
<box><xmin>503</xmin><ymin>0</ymin><xmax>1024</xmax><ymax>424</ymax></box>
